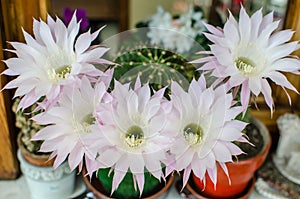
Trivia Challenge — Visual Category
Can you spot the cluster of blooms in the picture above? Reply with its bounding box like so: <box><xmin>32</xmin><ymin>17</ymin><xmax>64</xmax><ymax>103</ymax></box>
<box><xmin>147</xmin><ymin>6</ymin><xmax>206</xmax><ymax>53</ymax></box>
<box><xmin>3</xmin><ymin>6</ymin><xmax>300</xmax><ymax>195</ymax></box>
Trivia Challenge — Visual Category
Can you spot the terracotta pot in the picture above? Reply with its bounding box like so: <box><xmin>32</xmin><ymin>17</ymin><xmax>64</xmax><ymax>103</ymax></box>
<box><xmin>192</xmin><ymin>117</ymin><xmax>271</xmax><ymax>198</ymax></box>
<box><xmin>186</xmin><ymin>177</ymin><xmax>256</xmax><ymax>199</ymax></box>
<box><xmin>82</xmin><ymin>168</ymin><xmax>174</xmax><ymax>199</ymax></box>
<box><xmin>17</xmin><ymin>133</ymin><xmax>54</xmax><ymax>167</ymax></box>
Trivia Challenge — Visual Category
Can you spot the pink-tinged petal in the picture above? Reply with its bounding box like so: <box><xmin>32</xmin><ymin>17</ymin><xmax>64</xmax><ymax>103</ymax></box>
<box><xmin>223</xmin><ymin>63</ymin><xmax>238</xmax><ymax>76</ymax></box>
<box><xmin>228</xmin><ymin>74</ymin><xmax>245</xmax><ymax>88</ymax></box>
<box><xmin>176</xmin><ymin>148</ymin><xmax>194</xmax><ymax>171</ymax></box>
<box><xmin>269</xmin><ymin>30</ymin><xmax>294</xmax><ymax>48</ymax></box>
<box><xmin>249</xmin><ymin>77</ymin><xmax>262</xmax><ymax>96</ymax></box>
<box><xmin>281</xmin><ymin>86</ymin><xmax>292</xmax><ymax>105</ymax></box>
<box><xmin>18</xmin><ymin>90</ymin><xmax>40</xmax><ymax>110</ymax></box>
<box><xmin>22</xmin><ymin>28</ymin><xmax>44</xmax><ymax>52</ymax></box>
<box><xmin>144</xmin><ymin>154</ymin><xmax>163</xmax><ymax>179</ymax></box>
<box><xmin>98</xmin><ymin>68</ymin><xmax>114</xmax><ymax>89</ymax></box>
<box><xmin>47</xmin><ymin>15</ymin><xmax>55</xmax><ymax>29</ymax></box>
<box><xmin>199</xmin><ymin>61</ymin><xmax>220</xmax><ymax>70</ymax></box>
<box><xmin>137</xmin><ymin>85</ymin><xmax>151</xmax><ymax>112</ymax></box>
<box><xmin>75</xmin><ymin>30</ymin><xmax>92</xmax><ymax>54</ymax></box>
<box><xmin>213</xmin><ymin>142</ymin><xmax>233</xmax><ymax>162</ymax></box>
<box><xmin>128</xmin><ymin>154</ymin><xmax>145</xmax><ymax>174</ymax></box>
<box><xmin>49</xmin><ymin>151</ymin><xmax>57</xmax><ymax>161</ymax></box>
<box><xmin>268</xmin><ymin>71</ymin><xmax>298</xmax><ymax>93</ymax></box>
<box><xmin>237</xmin><ymin>136</ymin><xmax>253</xmax><ymax>146</ymax></box>
<box><xmin>272</xmin><ymin>58</ymin><xmax>300</xmax><ymax>72</ymax></box>
<box><xmin>86</xmin><ymin>156</ymin><xmax>103</xmax><ymax>176</ymax></box>
<box><xmin>97</xmin><ymin>148</ymin><xmax>122</xmax><ymax>168</ymax></box>
<box><xmin>188</xmin><ymin>78</ymin><xmax>203</xmax><ymax>103</ymax></box>
<box><xmin>227</xmin><ymin>120</ymin><xmax>248</xmax><ymax>130</ymax></box>
<box><xmin>68</xmin><ymin>145</ymin><xmax>85</xmax><ymax>171</ymax></box>
<box><xmin>91</xmin><ymin>58</ymin><xmax>115</xmax><ymax>65</ymax></box>
<box><xmin>32</xmin><ymin>18</ymin><xmax>43</xmax><ymax>44</ymax></box>
<box><xmin>14</xmin><ymin>83</ymin><xmax>36</xmax><ymax>98</ymax></box>
<box><xmin>182</xmin><ymin>164</ymin><xmax>192</xmax><ymax>189</ymax></box>
<box><xmin>203</xmin><ymin>22</ymin><xmax>223</xmax><ymax>37</ymax></box>
<box><xmin>210</xmin><ymin>45</ymin><xmax>232</xmax><ymax>66</ymax></box>
<box><xmin>115</xmin><ymin>154</ymin><xmax>130</xmax><ymax>173</ymax></box>
<box><xmin>4</xmin><ymin>58</ymin><xmax>32</xmax><ymax>73</ymax></box>
<box><xmin>195</xmin><ymin>51</ymin><xmax>212</xmax><ymax>55</ymax></box>
<box><xmin>219</xmin><ymin>127</ymin><xmax>243</xmax><ymax>142</ymax></box>
<box><xmin>53</xmin><ymin>152</ymin><xmax>68</xmax><ymax>169</ymax></box>
<box><xmin>165</xmin><ymin>162</ymin><xmax>176</xmax><ymax>177</ymax></box>
<box><xmin>223</xmin><ymin>142</ymin><xmax>245</xmax><ymax>156</ymax></box>
<box><xmin>111</xmin><ymin>170</ymin><xmax>127</xmax><ymax>194</ymax></box>
<box><xmin>200</xmin><ymin>150</ymin><xmax>215</xmax><ymax>169</ymax></box>
<box><xmin>191</xmin><ymin>156</ymin><xmax>206</xmax><ymax>180</ymax></box>
<box><xmin>219</xmin><ymin>162</ymin><xmax>231</xmax><ymax>185</ymax></box>
<box><xmin>79</xmin><ymin>47</ymin><xmax>110</xmax><ymax>62</ymax></box>
<box><xmin>250</xmin><ymin>8</ymin><xmax>263</xmax><ymax>40</ymax></box>
<box><xmin>240</xmin><ymin>80</ymin><xmax>250</xmax><ymax>113</ymax></box>
<box><xmin>207</xmin><ymin>166</ymin><xmax>217</xmax><ymax>188</ymax></box>
<box><xmin>224</xmin><ymin>13</ymin><xmax>240</xmax><ymax>46</ymax></box>
<box><xmin>171</xmin><ymin>81</ymin><xmax>185</xmax><ymax>99</ymax></box>
<box><xmin>39</xmin><ymin>139</ymin><xmax>59</xmax><ymax>153</ymax></box>
<box><xmin>198</xmin><ymin>75</ymin><xmax>207</xmax><ymax>91</ymax></box>
<box><xmin>32</xmin><ymin>112</ymin><xmax>63</xmax><ymax>125</ymax></box>
<box><xmin>149</xmin><ymin>114</ymin><xmax>166</xmax><ymax>133</ymax></box>
<box><xmin>135</xmin><ymin>173</ymin><xmax>145</xmax><ymax>197</ymax></box>
<box><xmin>259</xmin><ymin>11</ymin><xmax>274</xmax><ymax>34</ymax></box>
<box><xmin>46</xmin><ymin>85</ymin><xmax>60</xmax><ymax>103</ymax></box>
<box><xmin>1</xmin><ymin>69</ymin><xmax>18</xmax><ymax>76</ymax></box>
<box><xmin>257</xmin><ymin>21</ymin><xmax>280</xmax><ymax>47</ymax></box>
<box><xmin>170</xmin><ymin>138</ymin><xmax>188</xmax><ymax>156</ymax></box>
<box><xmin>239</xmin><ymin>6</ymin><xmax>251</xmax><ymax>43</ymax></box>
<box><xmin>269</xmin><ymin>41</ymin><xmax>299</xmax><ymax>61</ymax></box>
<box><xmin>224</xmin><ymin>106</ymin><xmax>243</xmax><ymax>121</ymax></box>
<box><xmin>35</xmin><ymin>83</ymin><xmax>52</xmax><ymax>98</ymax></box>
<box><xmin>91</xmin><ymin>26</ymin><xmax>105</xmax><ymax>41</ymax></box>
<box><xmin>53</xmin><ymin>18</ymin><xmax>68</xmax><ymax>46</ymax></box>
<box><xmin>31</xmin><ymin>125</ymin><xmax>70</xmax><ymax>140</ymax></box>
<box><xmin>190</xmin><ymin>56</ymin><xmax>217</xmax><ymax>64</ymax></box>
<box><xmin>203</xmin><ymin>33</ymin><xmax>222</xmax><ymax>44</ymax></box>
<box><xmin>39</xmin><ymin>21</ymin><xmax>57</xmax><ymax>51</ymax></box>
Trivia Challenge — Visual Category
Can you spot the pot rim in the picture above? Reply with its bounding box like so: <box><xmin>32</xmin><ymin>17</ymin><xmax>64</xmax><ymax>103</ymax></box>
<box><xmin>17</xmin><ymin>133</ymin><xmax>55</xmax><ymax>166</ymax></box>
<box><xmin>82</xmin><ymin>168</ymin><xmax>174</xmax><ymax>199</ymax></box>
<box><xmin>229</xmin><ymin>116</ymin><xmax>271</xmax><ymax>165</ymax></box>
<box><xmin>186</xmin><ymin>177</ymin><xmax>256</xmax><ymax>199</ymax></box>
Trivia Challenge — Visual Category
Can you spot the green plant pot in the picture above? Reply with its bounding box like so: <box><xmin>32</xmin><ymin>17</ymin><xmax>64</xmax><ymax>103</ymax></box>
<box><xmin>97</xmin><ymin>168</ymin><xmax>162</xmax><ymax>198</ymax></box>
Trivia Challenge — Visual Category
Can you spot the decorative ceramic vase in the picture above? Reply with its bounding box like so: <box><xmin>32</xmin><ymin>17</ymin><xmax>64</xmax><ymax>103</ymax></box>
<box><xmin>17</xmin><ymin>150</ymin><xmax>76</xmax><ymax>199</ymax></box>
<box><xmin>82</xmin><ymin>168</ymin><xmax>174</xmax><ymax>199</ymax></box>
<box><xmin>191</xmin><ymin>117</ymin><xmax>271</xmax><ymax>198</ymax></box>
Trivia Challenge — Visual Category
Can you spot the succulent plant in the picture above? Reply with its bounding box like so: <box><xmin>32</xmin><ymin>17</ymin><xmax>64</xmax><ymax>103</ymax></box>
<box><xmin>12</xmin><ymin>98</ymin><xmax>44</xmax><ymax>154</ymax></box>
<box><xmin>112</xmin><ymin>47</ymin><xmax>200</xmax><ymax>92</ymax></box>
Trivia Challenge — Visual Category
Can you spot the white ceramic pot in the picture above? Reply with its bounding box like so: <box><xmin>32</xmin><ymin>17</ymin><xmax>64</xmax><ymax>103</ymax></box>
<box><xmin>17</xmin><ymin>150</ymin><xmax>76</xmax><ymax>199</ymax></box>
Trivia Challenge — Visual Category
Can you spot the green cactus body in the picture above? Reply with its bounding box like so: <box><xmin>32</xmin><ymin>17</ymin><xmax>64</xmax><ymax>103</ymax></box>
<box><xmin>112</xmin><ymin>47</ymin><xmax>199</xmax><ymax>92</ymax></box>
<box><xmin>97</xmin><ymin>168</ymin><xmax>162</xmax><ymax>199</ymax></box>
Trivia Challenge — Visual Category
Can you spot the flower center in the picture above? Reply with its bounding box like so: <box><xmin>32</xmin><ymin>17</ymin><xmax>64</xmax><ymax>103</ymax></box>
<box><xmin>125</xmin><ymin>125</ymin><xmax>144</xmax><ymax>148</ymax></box>
<box><xmin>183</xmin><ymin>123</ymin><xmax>203</xmax><ymax>145</ymax></box>
<box><xmin>47</xmin><ymin>65</ymin><xmax>72</xmax><ymax>82</ymax></box>
<box><xmin>235</xmin><ymin>57</ymin><xmax>255</xmax><ymax>74</ymax></box>
<box><xmin>73</xmin><ymin>113</ymin><xmax>95</xmax><ymax>134</ymax></box>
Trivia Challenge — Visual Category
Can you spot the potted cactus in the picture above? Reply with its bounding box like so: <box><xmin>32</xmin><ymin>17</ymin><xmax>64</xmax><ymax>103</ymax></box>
<box><xmin>2</xmin><ymin>4</ymin><xmax>300</xmax><ymax>199</ymax></box>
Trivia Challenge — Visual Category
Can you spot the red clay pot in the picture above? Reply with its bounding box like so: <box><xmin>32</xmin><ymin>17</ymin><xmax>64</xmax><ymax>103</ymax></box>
<box><xmin>192</xmin><ymin>117</ymin><xmax>271</xmax><ymax>198</ymax></box>
<box><xmin>17</xmin><ymin>133</ymin><xmax>54</xmax><ymax>167</ymax></box>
